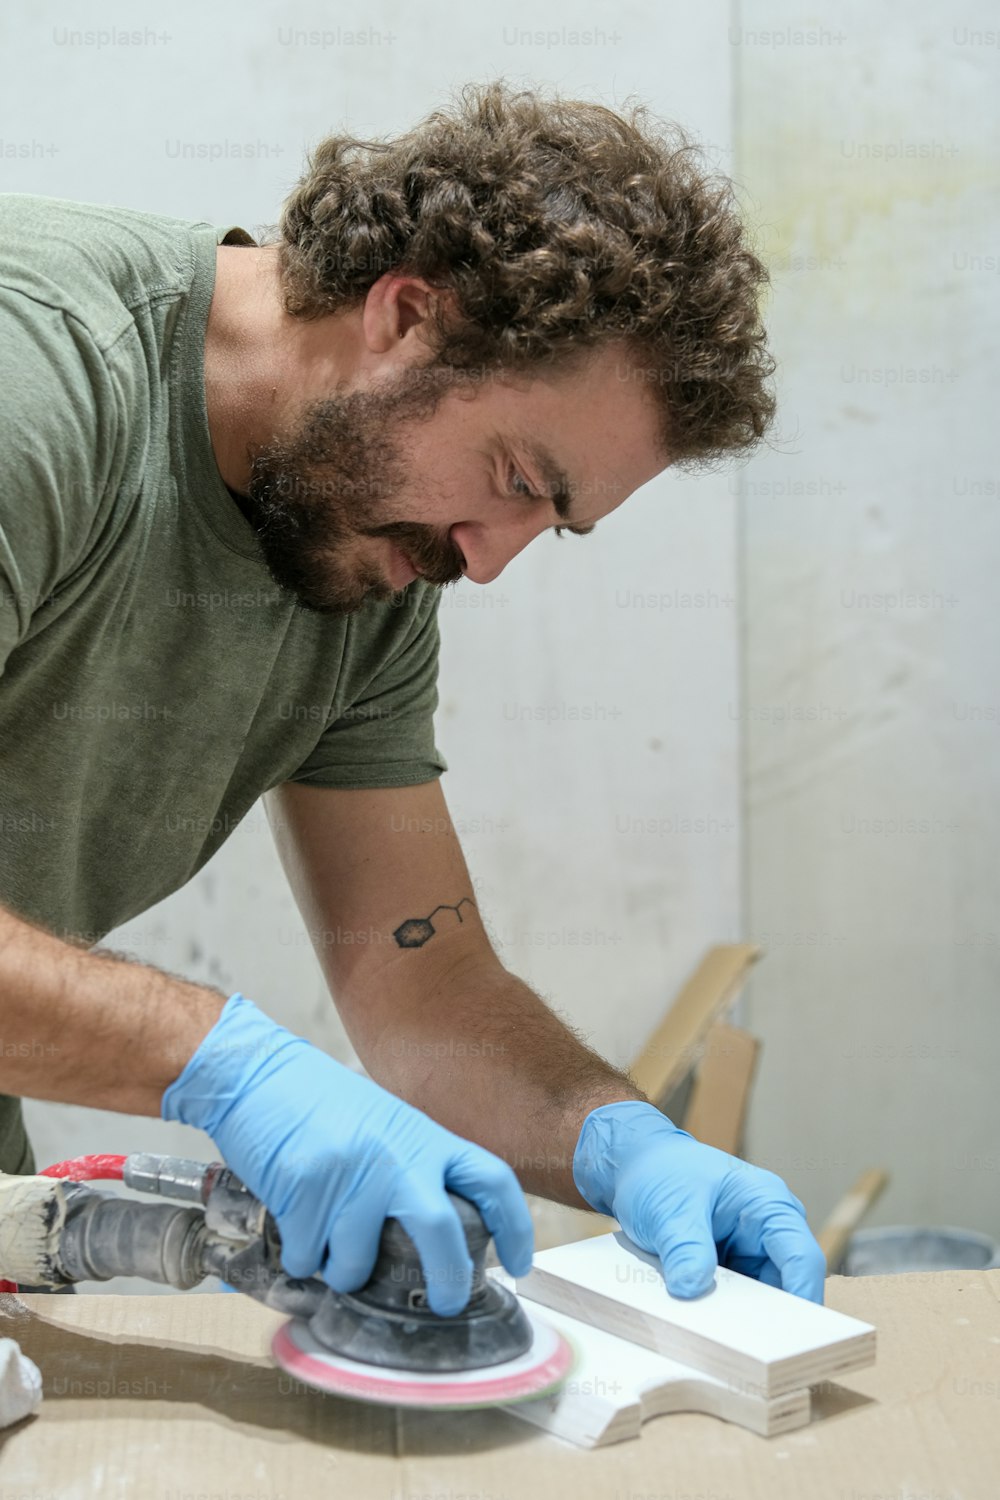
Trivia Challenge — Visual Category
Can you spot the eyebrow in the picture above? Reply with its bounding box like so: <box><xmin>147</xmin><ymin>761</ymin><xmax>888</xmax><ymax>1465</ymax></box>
<box><xmin>519</xmin><ymin>440</ymin><xmax>597</xmax><ymax>536</ymax></box>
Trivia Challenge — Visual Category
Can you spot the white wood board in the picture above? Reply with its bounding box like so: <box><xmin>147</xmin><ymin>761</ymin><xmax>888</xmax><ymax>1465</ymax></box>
<box><xmin>517</xmin><ymin>1231</ymin><xmax>876</xmax><ymax>1399</ymax></box>
<box><xmin>490</xmin><ymin>1274</ymin><xmax>811</xmax><ymax>1447</ymax></box>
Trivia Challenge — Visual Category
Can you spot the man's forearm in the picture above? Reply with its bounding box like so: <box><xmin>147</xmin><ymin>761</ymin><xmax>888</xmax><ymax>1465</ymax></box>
<box><xmin>0</xmin><ymin>903</ymin><xmax>225</xmax><ymax>1116</ymax></box>
<box><xmin>348</xmin><ymin>952</ymin><xmax>648</xmax><ymax>1205</ymax></box>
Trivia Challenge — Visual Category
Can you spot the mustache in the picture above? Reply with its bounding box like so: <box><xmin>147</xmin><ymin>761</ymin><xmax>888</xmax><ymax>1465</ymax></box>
<box><xmin>362</xmin><ymin>521</ymin><xmax>466</xmax><ymax>587</ymax></box>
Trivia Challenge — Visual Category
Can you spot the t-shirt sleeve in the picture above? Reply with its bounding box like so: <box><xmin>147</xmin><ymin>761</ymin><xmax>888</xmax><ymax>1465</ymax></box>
<box><xmin>285</xmin><ymin>584</ymin><xmax>449</xmax><ymax>789</ymax></box>
<box><xmin>0</xmin><ymin>289</ymin><xmax>116</xmax><ymax>677</ymax></box>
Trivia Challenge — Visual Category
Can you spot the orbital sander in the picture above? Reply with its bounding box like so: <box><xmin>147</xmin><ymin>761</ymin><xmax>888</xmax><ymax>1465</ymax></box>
<box><xmin>0</xmin><ymin>1153</ymin><xmax>574</xmax><ymax>1409</ymax></box>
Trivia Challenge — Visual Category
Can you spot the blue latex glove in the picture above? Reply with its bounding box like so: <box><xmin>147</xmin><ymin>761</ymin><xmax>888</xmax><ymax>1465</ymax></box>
<box><xmin>573</xmin><ymin>1100</ymin><xmax>826</xmax><ymax>1303</ymax></box>
<box><xmin>162</xmin><ymin>993</ymin><xmax>534</xmax><ymax>1314</ymax></box>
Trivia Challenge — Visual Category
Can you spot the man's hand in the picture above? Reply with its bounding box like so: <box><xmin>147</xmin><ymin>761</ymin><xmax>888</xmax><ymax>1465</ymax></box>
<box><xmin>573</xmin><ymin>1100</ymin><xmax>826</xmax><ymax>1303</ymax></box>
<box><xmin>162</xmin><ymin>992</ymin><xmax>535</xmax><ymax>1314</ymax></box>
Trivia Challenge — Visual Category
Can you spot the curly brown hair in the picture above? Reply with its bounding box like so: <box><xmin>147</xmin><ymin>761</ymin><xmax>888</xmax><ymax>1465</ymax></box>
<box><xmin>275</xmin><ymin>80</ymin><xmax>775</xmax><ymax>470</ymax></box>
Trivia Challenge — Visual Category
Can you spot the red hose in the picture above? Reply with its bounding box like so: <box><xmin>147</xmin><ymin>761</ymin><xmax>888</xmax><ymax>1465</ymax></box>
<box><xmin>38</xmin><ymin>1154</ymin><xmax>126</xmax><ymax>1182</ymax></box>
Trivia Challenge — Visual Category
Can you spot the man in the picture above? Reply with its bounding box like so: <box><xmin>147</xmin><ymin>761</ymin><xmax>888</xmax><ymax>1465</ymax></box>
<box><xmin>0</xmin><ymin>82</ymin><xmax>825</xmax><ymax>1311</ymax></box>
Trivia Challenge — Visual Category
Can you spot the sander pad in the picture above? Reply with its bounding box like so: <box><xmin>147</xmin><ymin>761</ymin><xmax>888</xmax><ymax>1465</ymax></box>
<box><xmin>269</xmin><ymin>1192</ymin><xmax>576</xmax><ymax>1409</ymax></box>
<box><xmin>272</xmin><ymin>1300</ymin><xmax>575</xmax><ymax>1409</ymax></box>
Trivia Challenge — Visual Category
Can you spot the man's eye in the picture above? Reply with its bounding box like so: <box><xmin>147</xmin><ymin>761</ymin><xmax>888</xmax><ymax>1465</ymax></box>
<box><xmin>509</xmin><ymin>467</ymin><xmax>536</xmax><ymax>499</ymax></box>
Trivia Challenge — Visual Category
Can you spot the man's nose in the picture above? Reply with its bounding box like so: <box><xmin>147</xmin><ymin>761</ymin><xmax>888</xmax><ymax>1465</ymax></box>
<box><xmin>449</xmin><ymin>515</ymin><xmax>551</xmax><ymax>586</ymax></box>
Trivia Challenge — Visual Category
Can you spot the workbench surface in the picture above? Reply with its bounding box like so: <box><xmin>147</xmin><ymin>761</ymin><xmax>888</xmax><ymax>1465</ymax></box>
<box><xmin>2</xmin><ymin>1270</ymin><xmax>997</xmax><ymax>1499</ymax></box>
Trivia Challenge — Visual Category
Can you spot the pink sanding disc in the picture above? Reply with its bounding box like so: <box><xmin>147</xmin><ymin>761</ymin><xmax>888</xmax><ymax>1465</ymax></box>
<box><xmin>272</xmin><ymin>1302</ymin><xmax>576</xmax><ymax>1410</ymax></box>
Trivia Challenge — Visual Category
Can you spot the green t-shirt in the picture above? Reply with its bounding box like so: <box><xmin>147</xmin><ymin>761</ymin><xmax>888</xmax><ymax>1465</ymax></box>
<box><xmin>0</xmin><ymin>193</ymin><xmax>448</xmax><ymax>1174</ymax></box>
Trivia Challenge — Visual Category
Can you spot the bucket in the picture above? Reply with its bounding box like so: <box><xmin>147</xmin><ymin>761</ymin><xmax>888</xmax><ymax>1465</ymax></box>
<box><xmin>843</xmin><ymin>1226</ymin><xmax>1000</xmax><ymax>1277</ymax></box>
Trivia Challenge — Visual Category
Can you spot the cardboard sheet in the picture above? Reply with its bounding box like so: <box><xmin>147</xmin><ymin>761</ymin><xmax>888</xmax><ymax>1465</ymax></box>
<box><xmin>1</xmin><ymin>1270</ymin><xmax>999</xmax><ymax>1497</ymax></box>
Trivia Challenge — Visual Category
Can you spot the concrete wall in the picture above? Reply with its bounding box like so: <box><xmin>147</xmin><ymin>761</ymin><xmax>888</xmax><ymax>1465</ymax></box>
<box><xmin>736</xmin><ymin>0</ymin><xmax>1000</xmax><ymax>1239</ymax></box>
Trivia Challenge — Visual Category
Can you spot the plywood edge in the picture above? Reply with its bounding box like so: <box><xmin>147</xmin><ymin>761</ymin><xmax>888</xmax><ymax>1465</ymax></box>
<box><xmin>783</xmin><ymin>1329</ymin><xmax>878</xmax><ymax>1389</ymax></box>
<box><xmin>655</xmin><ymin>1378</ymin><xmax>811</xmax><ymax>1438</ymax></box>
<box><xmin>518</xmin><ymin>1264</ymin><xmax>776</xmax><ymax>1396</ymax></box>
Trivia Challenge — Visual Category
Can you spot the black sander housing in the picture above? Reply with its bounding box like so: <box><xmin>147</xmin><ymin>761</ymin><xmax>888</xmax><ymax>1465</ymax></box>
<box><xmin>307</xmin><ymin>1193</ymin><xmax>533</xmax><ymax>1372</ymax></box>
<box><xmin>0</xmin><ymin>1155</ymin><xmax>570</xmax><ymax>1396</ymax></box>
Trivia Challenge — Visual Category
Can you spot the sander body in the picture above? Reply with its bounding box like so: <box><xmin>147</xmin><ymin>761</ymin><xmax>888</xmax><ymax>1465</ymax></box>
<box><xmin>0</xmin><ymin>1154</ymin><xmax>574</xmax><ymax>1409</ymax></box>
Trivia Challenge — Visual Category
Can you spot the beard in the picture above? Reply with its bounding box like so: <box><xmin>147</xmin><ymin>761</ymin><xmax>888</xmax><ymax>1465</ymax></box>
<box><xmin>237</xmin><ymin>365</ymin><xmax>468</xmax><ymax>614</ymax></box>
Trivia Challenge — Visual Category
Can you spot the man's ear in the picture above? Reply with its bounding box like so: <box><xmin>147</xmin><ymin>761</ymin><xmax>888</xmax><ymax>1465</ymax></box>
<box><xmin>362</xmin><ymin>272</ymin><xmax>443</xmax><ymax>351</ymax></box>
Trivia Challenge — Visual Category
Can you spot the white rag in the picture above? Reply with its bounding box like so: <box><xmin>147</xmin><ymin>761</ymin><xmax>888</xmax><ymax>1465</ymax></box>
<box><xmin>0</xmin><ymin>1336</ymin><xmax>42</xmax><ymax>1427</ymax></box>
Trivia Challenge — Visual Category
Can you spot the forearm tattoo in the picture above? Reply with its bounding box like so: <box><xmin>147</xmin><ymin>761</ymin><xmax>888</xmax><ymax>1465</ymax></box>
<box><xmin>393</xmin><ymin>896</ymin><xmax>476</xmax><ymax>949</ymax></box>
